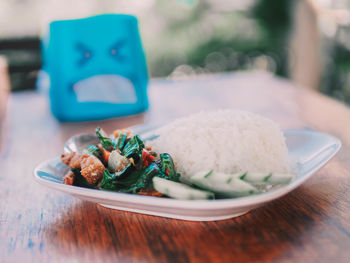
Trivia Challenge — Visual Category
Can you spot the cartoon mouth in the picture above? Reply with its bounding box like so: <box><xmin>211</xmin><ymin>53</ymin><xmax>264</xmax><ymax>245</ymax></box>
<box><xmin>73</xmin><ymin>74</ymin><xmax>137</xmax><ymax>103</ymax></box>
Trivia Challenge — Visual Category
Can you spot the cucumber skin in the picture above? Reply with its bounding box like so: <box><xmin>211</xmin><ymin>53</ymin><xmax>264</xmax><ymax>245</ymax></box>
<box><xmin>234</xmin><ymin>172</ymin><xmax>295</xmax><ymax>184</ymax></box>
<box><xmin>190</xmin><ymin>171</ymin><xmax>259</xmax><ymax>198</ymax></box>
<box><xmin>153</xmin><ymin>177</ymin><xmax>214</xmax><ymax>200</ymax></box>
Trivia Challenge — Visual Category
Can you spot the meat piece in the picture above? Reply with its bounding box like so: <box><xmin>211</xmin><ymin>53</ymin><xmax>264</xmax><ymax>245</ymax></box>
<box><xmin>61</xmin><ymin>152</ymin><xmax>83</xmax><ymax>168</ymax></box>
<box><xmin>61</xmin><ymin>152</ymin><xmax>75</xmax><ymax>166</ymax></box>
<box><xmin>69</xmin><ymin>153</ymin><xmax>83</xmax><ymax>168</ymax></box>
<box><xmin>61</xmin><ymin>152</ymin><xmax>104</xmax><ymax>185</ymax></box>
<box><xmin>80</xmin><ymin>155</ymin><xmax>105</xmax><ymax>185</ymax></box>
<box><xmin>63</xmin><ymin>170</ymin><xmax>75</xmax><ymax>185</ymax></box>
<box><xmin>137</xmin><ymin>188</ymin><xmax>164</xmax><ymax>197</ymax></box>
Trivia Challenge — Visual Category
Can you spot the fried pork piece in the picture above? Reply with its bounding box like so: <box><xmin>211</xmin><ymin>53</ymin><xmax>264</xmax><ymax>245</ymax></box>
<box><xmin>61</xmin><ymin>152</ymin><xmax>75</xmax><ymax>166</ymax></box>
<box><xmin>70</xmin><ymin>153</ymin><xmax>84</xmax><ymax>168</ymax></box>
<box><xmin>61</xmin><ymin>152</ymin><xmax>105</xmax><ymax>185</ymax></box>
<box><xmin>137</xmin><ymin>188</ymin><xmax>164</xmax><ymax>197</ymax></box>
<box><xmin>80</xmin><ymin>155</ymin><xmax>105</xmax><ymax>185</ymax></box>
<box><xmin>61</xmin><ymin>152</ymin><xmax>83</xmax><ymax>168</ymax></box>
<box><xmin>63</xmin><ymin>170</ymin><xmax>75</xmax><ymax>185</ymax></box>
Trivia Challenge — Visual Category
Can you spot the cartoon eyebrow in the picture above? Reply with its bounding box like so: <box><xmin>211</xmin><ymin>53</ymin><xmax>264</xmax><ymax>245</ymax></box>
<box><xmin>76</xmin><ymin>42</ymin><xmax>93</xmax><ymax>66</ymax></box>
<box><xmin>108</xmin><ymin>40</ymin><xmax>126</xmax><ymax>61</ymax></box>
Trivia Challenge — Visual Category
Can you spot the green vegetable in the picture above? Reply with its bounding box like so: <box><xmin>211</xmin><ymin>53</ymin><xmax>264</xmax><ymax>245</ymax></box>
<box><xmin>153</xmin><ymin>177</ymin><xmax>214</xmax><ymax>200</ymax></box>
<box><xmin>137</xmin><ymin>163</ymin><xmax>160</xmax><ymax>185</ymax></box>
<box><xmin>71</xmin><ymin>167</ymin><xmax>96</xmax><ymax>189</ymax></box>
<box><xmin>99</xmin><ymin>163</ymin><xmax>159</xmax><ymax>193</ymax></box>
<box><xmin>190</xmin><ymin>171</ymin><xmax>259</xmax><ymax>197</ymax></box>
<box><xmin>114</xmin><ymin>162</ymin><xmax>135</xmax><ymax>180</ymax></box>
<box><xmin>117</xmin><ymin>163</ymin><xmax>160</xmax><ymax>194</ymax></box>
<box><xmin>114</xmin><ymin>169</ymin><xmax>143</xmax><ymax>188</ymax></box>
<box><xmin>122</xmin><ymin>135</ymin><xmax>144</xmax><ymax>160</ymax></box>
<box><xmin>233</xmin><ymin>172</ymin><xmax>295</xmax><ymax>184</ymax></box>
<box><xmin>160</xmin><ymin>153</ymin><xmax>180</xmax><ymax>182</ymax></box>
<box><xmin>96</xmin><ymin>127</ymin><xmax>115</xmax><ymax>151</ymax></box>
<box><xmin>100</xmin><ymin>169</ymin><xmax>118</xmax><ymax>190</ymax></box>
<box><xmin>83</xmin><ymin>145</ymin><xmax>103</xmax><ymax>159</ymax></box>
<box><xmin>128</xmin><ymin>163</ymin><xmax>160</xmax><ymax>193</ymax></box>
<box><xmin>115</xmin><ymin>132</ymin><xmax>128</xmax><ymax>151</ymax></box>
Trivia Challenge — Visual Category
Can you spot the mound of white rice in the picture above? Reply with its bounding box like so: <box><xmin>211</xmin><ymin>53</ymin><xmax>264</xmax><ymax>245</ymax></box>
<box><xmin>150</xmin><ymin>110</ymin><xmax>290</xmax><ymax>183</ymax></box>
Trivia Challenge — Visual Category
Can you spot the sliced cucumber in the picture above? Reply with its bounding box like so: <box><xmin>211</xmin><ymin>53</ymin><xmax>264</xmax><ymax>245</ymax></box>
<box><xmin>190</xmin><ymin>171</ymin><xmax>259</xmax><ymax>198</ymax></box>
<box><xmin>235</xmin><ymin>172</ymin><xmax>295</xmax><ymax>184</ymax></box>
<box><xmin>153</xmin><ymin>177</ymin><xmax>214</xmax><ymax>200</ymax></box>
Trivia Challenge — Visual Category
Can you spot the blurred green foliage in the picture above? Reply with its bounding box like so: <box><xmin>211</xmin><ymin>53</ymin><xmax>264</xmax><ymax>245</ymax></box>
<box><xmin>145</xmin><ymin>0</ymin><xmax>294</xmax><ymax>78</ymax></box>
<box><xmin>321</xmin><ymin>37</ymin><xmax>350</xmax><ymax>103</ymax></box>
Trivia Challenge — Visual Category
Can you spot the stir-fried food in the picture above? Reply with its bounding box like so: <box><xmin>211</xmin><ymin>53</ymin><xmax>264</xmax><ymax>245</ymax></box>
<box><xmin>61</xmin><ymin>127</ymin><xmax>180</xmax><ymax>196</ymax></box>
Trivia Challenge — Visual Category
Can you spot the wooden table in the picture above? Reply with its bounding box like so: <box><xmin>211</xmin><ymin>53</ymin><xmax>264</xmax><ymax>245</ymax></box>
<box><xmin>1</xmin><ymin>72</ymin><xmax>350</xmax><ymax>262</ymax></box>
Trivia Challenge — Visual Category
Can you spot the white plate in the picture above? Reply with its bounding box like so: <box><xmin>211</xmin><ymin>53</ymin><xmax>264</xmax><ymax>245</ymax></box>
<box><xmin>33</xmin><ymin>129</ymin><xmax>341</xmax><ymax>221</ymax></box>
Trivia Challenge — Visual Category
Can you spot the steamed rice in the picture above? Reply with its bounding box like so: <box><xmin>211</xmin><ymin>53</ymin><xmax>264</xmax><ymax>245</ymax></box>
<box><xmin>150</xmin><ymin>110</ymin><xmax>290</xmax><ymax>183</ymax></box>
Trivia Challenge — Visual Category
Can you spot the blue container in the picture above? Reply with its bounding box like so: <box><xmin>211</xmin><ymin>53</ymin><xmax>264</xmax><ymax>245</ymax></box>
<box><xmin>42</xmin><ymin>14</ymin><xmax>149</xmax><ymax>122</ymax></box>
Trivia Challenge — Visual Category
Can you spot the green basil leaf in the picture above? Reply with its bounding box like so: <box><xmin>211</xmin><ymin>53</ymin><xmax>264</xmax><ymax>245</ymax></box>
<box><xmin>96</xmin><ymin>127</ymin><xmax>115</xmax><ymax>151</ymax></box>
<box><xmin>100</xmin><ymin>169</ymin><xmax>118</xmax><ymax>190</ymax></box>
<box><xmin>115</xmin><ymin>132</ymin><xmax>128</xmax><ymax>151</ymax></box>
<box><xmin>122</xmin><ymin>135</ymin><xmax>144</xmax><ymax>160</ymax></box>
<box><xmin>160</xmin><ymin>153</ymin><xmax>180</xmax><ymax>182</ymax></box>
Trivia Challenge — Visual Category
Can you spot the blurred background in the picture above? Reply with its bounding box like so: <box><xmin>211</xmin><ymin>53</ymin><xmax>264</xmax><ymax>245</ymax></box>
<box><xmin>0</xmin><ymin>0</ymin><xmax>350</xmax><ymax>103</ymax></box>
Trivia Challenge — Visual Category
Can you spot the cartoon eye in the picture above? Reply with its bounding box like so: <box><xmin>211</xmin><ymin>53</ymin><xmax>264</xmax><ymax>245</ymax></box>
<box><xmin>109</xmin><ymin>40</ymin><xmax>125</xmax><ymax>61</ymax></box>
<box><xmin>76</xmin><ymin>42</ymin><xmax>93</xmax><ymax>66</ymax></box>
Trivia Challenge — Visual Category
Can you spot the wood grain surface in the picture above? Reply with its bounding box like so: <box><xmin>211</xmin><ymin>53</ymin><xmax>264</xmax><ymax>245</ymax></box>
<box><xmin>1</xmin><ymin>72</ymin><xmax>350</xmax><ymax>263</ymax></box>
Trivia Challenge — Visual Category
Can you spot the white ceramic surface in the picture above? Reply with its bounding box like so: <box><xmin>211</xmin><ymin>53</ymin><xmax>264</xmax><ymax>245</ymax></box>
<box><xmin>33</xmin><ymin>129</ymin><xmax>341</xmax><ymax>221</ymax></box>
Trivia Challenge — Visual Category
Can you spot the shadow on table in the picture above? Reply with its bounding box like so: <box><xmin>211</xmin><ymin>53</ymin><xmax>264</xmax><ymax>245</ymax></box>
<box><xmin>44</xmin><ymin>185</ymin><xmax>333</xmax><ymax>262</ymax></box>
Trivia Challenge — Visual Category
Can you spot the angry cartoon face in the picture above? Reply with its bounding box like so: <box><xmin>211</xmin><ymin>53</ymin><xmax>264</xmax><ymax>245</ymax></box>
<box><xmin>44</xmin><ymin>14</ymin><xmax>148</xmax><ymax>121</ymax></box>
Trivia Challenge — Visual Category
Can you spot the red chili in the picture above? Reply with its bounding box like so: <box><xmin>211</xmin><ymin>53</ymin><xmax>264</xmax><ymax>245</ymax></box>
<box><xmin>142</xmin><ymin>149</ymin><xmax>148</xmax><ymax>159</ymax></box>
<box><xmin>103</xmin><ymin>150</ymin><xmax>111</xmax><ymax>163</ymax></box>
<box><xmin>142</xmin><ymin>149</ymin><xmax>155</xmax><ymax>167</ymax></box>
